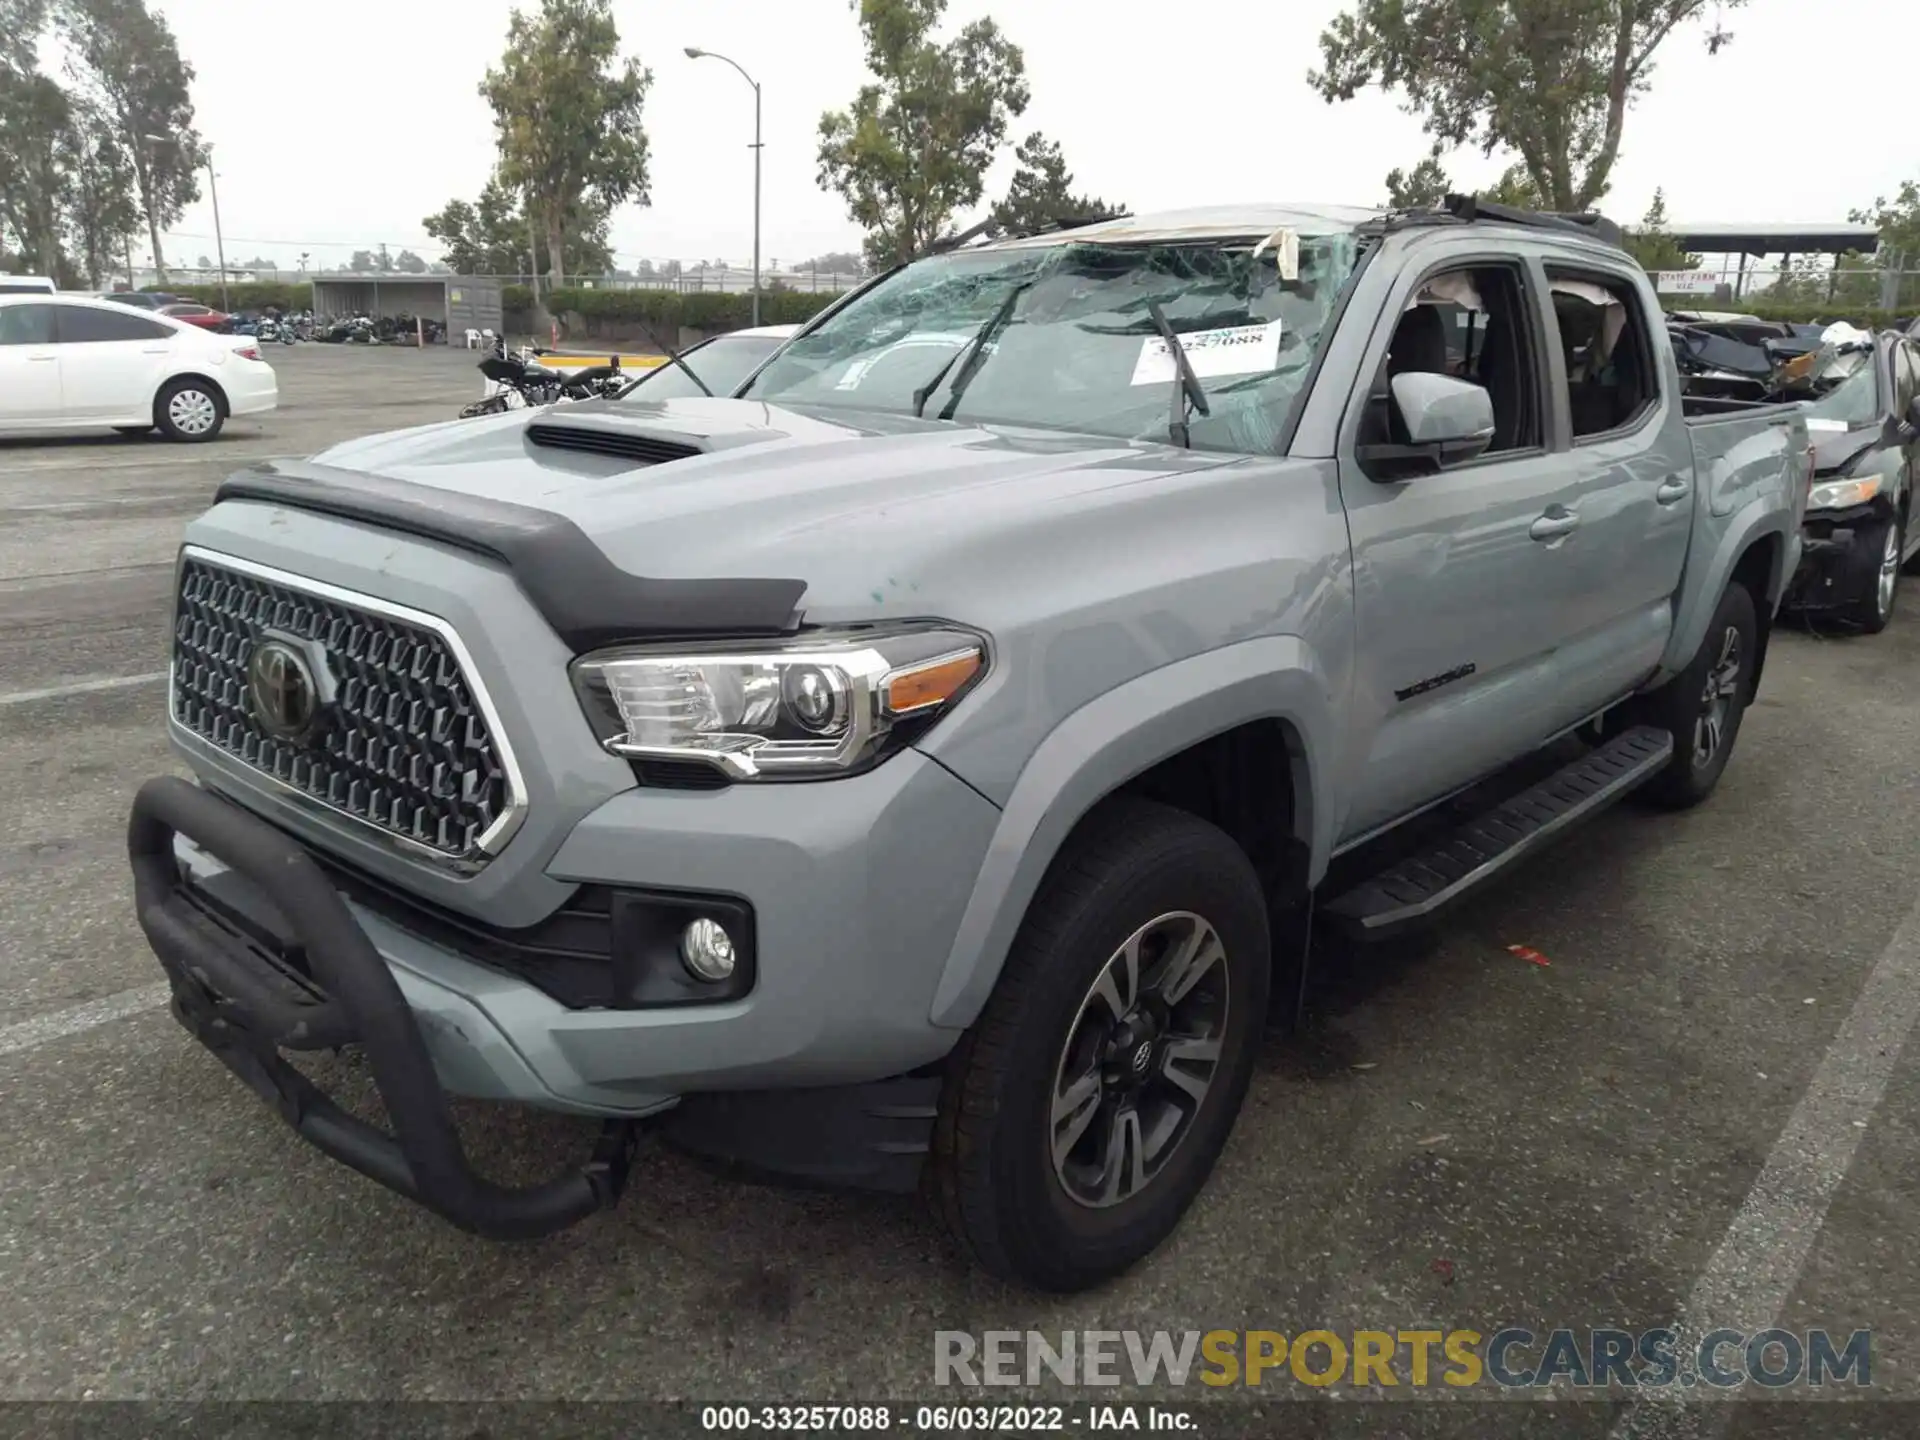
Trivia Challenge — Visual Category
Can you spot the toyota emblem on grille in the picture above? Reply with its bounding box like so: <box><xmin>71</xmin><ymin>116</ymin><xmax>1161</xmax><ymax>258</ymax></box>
<box><xmin>248</xmin><ymin>638</ymin><xmax>321</xmax><ymax>740</ymax></box>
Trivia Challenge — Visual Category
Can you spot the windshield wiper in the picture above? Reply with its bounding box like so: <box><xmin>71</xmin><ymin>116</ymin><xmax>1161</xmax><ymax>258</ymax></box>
<box><xmin>924</xmin><ymin>280</ymin><xmax>1032</xmax><ymax>422</ymax></box>
<box><xmin>1145</xmin><ymin>299</ymin><xmax>1210</xmax><ymax>448</ymax></box>
<box><xmin>633</xmin><ymin>320</ymin><xmax>712</xmax><ymax>397</ymax></box>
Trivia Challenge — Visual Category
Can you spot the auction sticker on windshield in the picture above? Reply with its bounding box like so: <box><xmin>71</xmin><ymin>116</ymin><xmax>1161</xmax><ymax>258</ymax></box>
<box><xmin>1132</xmin><ymin>320</ymin><xmax>1283</xmax><ymax>386</ymax></box>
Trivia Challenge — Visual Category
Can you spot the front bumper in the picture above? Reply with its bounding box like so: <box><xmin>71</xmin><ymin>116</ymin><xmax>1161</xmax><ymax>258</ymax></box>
<box><xmin>1784</xmin><ymin>501</ymin><xmax>1887</xmax><ymax>612</ymax></box>
<box><xmin>128</xmin><ymin>775</ymin><xmax>637</xmax><ymax>1240</ymax></box>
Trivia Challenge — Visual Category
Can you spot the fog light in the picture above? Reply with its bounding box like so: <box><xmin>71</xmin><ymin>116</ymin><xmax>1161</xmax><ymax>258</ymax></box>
<box><xmin>680</xmin><ymin>917</ymin><xmax>737</xmax><ymax>981</ymax></box>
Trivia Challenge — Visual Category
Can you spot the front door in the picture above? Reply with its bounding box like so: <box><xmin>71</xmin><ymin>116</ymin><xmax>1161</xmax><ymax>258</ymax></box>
<box><xmin>52</xmin><ymin>304</ymin><xmax>178</xmax><ymax>421</ymax></box>
<box><xmin>1336</xmin><ymin>256</ymin><xmax>1591</xmax><ymax>842</ymax></box>
<box><xmin>0</xmin><ymin>302</ymin><xmax>63</xmax><ymax>424</ymax></box>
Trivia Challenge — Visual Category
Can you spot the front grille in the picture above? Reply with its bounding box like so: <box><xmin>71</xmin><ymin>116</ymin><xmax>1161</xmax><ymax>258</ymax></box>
<box><xmin>170</xmin><ymin>556</ymin><xmax>515</xmax><ymax>863</ymax></box>
<box><xmin>525</xmin><ymin>421</ymin><xmax>702</xmax><ymax>465</ymax></box>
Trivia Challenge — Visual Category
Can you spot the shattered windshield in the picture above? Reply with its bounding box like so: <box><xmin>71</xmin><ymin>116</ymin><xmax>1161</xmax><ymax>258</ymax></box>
<box><xmin>739</xmin><ymin>232</ymin><xmax>1367</xmax><ymax>454</ymax></box>
<box><xmin>1802</xmin><ymin>359</ymin><xmax>1880</xmax><ymax>428</ymax></box>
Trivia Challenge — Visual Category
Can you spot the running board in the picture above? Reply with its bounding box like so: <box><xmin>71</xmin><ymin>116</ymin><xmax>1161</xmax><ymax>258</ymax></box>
<box><xmin>1323</xmin><ymin>725</ymin><xmax>1673</xmax><ymax>938</ymax></box>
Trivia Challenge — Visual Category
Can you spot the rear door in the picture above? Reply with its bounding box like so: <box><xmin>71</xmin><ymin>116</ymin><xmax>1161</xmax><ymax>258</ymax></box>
<box><xmin>0</xmin><ymin>303</ymin><xmax>63</xmax><ymax>423</ymax></box>
<box><xmin>1334</xmin><ymin>246</ymin><xmax>1591</xmax><ymax>842</ymax></box>
<box><xmin>1536</xmin><ymin>261</ymin><xmax>1692</xmax><ymax>717</ymax></box>
<box><xmin>53</xmin><ymin>303</ymin><xmax>178</xmax><ymax>421</ymax></box>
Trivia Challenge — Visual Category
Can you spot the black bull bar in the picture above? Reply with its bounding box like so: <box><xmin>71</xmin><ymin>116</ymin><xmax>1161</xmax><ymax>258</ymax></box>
<box><xmin>127</xmin><ymin>774</ymin><xmax>637</xmax><ymax>1239</ymax></box>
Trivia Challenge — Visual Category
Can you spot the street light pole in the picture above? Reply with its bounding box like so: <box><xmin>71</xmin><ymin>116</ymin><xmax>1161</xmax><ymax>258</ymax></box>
<box><xmin>206</xmin><ymin>147</ymin><xmax>229</xmax><ymax>313</ymax></box>
<box><xmin>685</xmin><ymin>47</ymin><xmax>762</xmax><ymax>327</ymax></box>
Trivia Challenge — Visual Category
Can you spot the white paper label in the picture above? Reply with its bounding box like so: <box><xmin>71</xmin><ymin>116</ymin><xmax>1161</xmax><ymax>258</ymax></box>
<box><xmin>1803</xmin><ymin>417</ymin><xmax>1850</xmax><ymax>433</ymax></box>
<box><xmin>1131</xmin><ymin>320</ymin><xmax>1283</xmax><ymax>386</ymax></box>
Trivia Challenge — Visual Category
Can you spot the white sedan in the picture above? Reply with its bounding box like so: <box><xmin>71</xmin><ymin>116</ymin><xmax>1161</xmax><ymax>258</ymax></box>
<box><xmin>0</xmin><ymin>293</ymin><xmax>278</xmax><ymax>441</ymax></box>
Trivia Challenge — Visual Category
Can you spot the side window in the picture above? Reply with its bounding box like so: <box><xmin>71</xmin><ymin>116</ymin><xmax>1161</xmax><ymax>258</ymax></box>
<box><xmin>1896</xmin><ymin>344</ymin><xmax>1919</xmax><ymax>415</ymax></box>
<box><xmin>56</xmin><ymin>306</ymin><xmax>173</xmax><ymax>343</ymax></box>
<box><xmin>1362</xmin><ymin>263</ymin><xmax>1544</xmax><ymax>458</ymax></box>
<box><xmin>0</xmin><ymin>304</ymin><xmax>55</xmax><ymax>345</ymax></box>
<box><xmin>1545</xmin><ymin>268</ymin><xmax>1660</xmax><ymax>440</ymax></box>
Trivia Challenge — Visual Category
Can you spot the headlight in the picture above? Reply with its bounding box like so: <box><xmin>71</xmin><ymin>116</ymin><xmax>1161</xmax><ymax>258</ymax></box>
<box><xmin>1807</xmin><ymin>475</ymin><xmax>1882</xmax><ymax>512</ymax></box>
<box><xmin>571</xmin><ymin>626</ymin><xmax>987</xmax><ymax>780</ymax></box>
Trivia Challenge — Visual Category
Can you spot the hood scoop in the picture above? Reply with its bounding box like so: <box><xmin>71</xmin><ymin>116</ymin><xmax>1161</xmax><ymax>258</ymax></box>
<box><xmin>526</xmin><ymin>418</ymin><xmax>705</xmax><ymax>466</ymax></box>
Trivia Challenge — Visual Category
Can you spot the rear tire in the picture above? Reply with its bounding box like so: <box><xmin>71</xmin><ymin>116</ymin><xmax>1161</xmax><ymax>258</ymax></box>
<box><xmin>1636</xmin><ymin>581</ymin><xmax>1758</xmax><ymax>810</ymax></box>
<box><xmin>154</xmin><ymin>378</ymin><xmax>225</xmax><ymax>442</ymax></box>
<box><xmin>928</xmin><ymin>798</ymin><xmax>1270</xmax><ymax>1291</ymax></box>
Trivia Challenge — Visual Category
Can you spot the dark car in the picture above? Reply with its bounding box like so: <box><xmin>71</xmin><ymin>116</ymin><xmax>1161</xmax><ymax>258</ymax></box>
<box><xmin>1785</xmin><ymin>331</ymin><xmax>1920</xmax><ymax>631</ymax></box>
<box><xmin>101</xmin><ymin>290</ymin><xmax>181</xmax><ymax>311</ymax></box>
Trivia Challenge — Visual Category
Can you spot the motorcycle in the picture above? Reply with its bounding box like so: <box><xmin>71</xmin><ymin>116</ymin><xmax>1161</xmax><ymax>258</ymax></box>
<box><xmin>457</xmin><ymin>344</ymin><xmax>627</xmax><ymax>418</ymax></box>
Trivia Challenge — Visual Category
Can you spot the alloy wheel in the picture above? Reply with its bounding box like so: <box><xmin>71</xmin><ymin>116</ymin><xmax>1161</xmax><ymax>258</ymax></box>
<box><xmin>1692</xmin><ymin>625</ymin><xmax>1742</xmax><ymax>769</ymax></box>
<box><xmin>1049</xmin><ymin>910</ymin><xmax>1231</xmax><ymax>1209</ymax></box>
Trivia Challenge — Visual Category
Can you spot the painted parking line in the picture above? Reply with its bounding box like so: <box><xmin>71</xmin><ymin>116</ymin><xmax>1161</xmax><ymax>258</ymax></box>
<box><xmin>0</xmin><ymin>671</ymin><xmax>168</xmax><ymax>707</ymax></box>
<box><xmin>0</xmin><ymin>983</ymin><xmax>170</xmax><ymax>1060</ymax></box>
<box><xmin>1610</xmin><ymin>884</ymin><xmax>1920</xmax><ymax>1436</ymax></box>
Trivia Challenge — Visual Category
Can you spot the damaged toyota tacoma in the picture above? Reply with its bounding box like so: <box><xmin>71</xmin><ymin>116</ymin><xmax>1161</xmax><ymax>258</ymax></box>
<box><xmin>130</xmin><ymin>198</ymin><xmax>1808</xmax><ymax>1292</ymax></box>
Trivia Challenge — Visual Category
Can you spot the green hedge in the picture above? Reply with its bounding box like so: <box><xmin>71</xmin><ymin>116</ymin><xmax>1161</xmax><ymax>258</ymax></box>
<box><xmin>504</xmin><ymin>284</ymin><xmax>842</xmax><ymax>336</ymax></box>
<box><xmin>1672</xmin><ymin>298</ymin><xmax>1910</xmax><ymax>328</ymax></box>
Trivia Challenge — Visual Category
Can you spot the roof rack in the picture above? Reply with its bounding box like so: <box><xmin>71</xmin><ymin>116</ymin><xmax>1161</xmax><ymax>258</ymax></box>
<box><xmin>1441</xmin><ymin>194</ymin><xmax>1624</xmax><ymax>250</ymax></box>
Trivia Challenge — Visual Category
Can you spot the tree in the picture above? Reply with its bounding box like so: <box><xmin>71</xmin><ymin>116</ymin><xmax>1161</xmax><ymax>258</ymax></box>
<box><xmin>479</xmin><ymin>0</ymin><xmax>650</xmax><ymax>289</ymax></box>
<box><xmin>817</xmin><ymin>0</ymin><xmax>1029</xmax><ymax>268</ymax></box>
<box><xmin>798</xmin><ymin>249</ymin><xmax>863</xmax><ymax>274</ymax></box>
<box><xmin>1849</xmin><ymin>181</ymin><xmax>1920</xmax><ymax>311</ymax></box>
<box><xmin>348</xmin><ymin>248</ymin><xmax>378</xmax><ymax>272</ymax></box>
<box><xmin>1622</xmin><ymin>188</ymin><xmax>1698</xmax><ymax>273</ymax></box>
<box><xmin>1311</xmin><ymin>0</ymin><xmax>1747</xmax><ymax>214</ymax></box>
<box><xmin>990</xmin><ymin>131</ymin><xmax>1122</xmax><ymax>236</ymax></box>
<box><xmin>1482</xmin><ymin>163</ymin><xmax>1548</xmax><ymax>209</ymax></box>
<box><xmin>393</xmin><ymin>248</ymin><xmax>427</xmax><ymax>273</ymax></box>
<box><xmin>424</xmin><ymin>175</ymin><xmax>612</xmax><ymax>276</ymax></box>
<box><xmin>61</xmin><ymin>103</ymin><xmax>138</xmax><ymax>285</ymax></box>
<box><xmin>1384</xmin><ymin>156</ymin><xmax>1451</xmax><ymax>209</ymax></box>
<box><xmin>58</xmin><ymin>0</ymin><xmax>206</xmax><ymax>285</ymax></box>
<box><xmin>0</xmin><ymin>70</ymin><xmax>73</xmax><ymax>278</ymax></box>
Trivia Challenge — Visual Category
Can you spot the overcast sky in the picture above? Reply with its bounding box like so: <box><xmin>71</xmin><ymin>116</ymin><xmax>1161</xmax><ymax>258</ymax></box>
<box><xmin>140</xmin><ymin>0</ymin><xmax>1914</xmax><ymax>273</ymax></box>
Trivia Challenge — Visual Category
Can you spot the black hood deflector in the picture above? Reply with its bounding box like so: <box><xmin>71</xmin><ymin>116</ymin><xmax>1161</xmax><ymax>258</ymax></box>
<box><xmin>216</xmin><ymin>461</ymin><xmax>807</xmax><ymax>650</ymax></box>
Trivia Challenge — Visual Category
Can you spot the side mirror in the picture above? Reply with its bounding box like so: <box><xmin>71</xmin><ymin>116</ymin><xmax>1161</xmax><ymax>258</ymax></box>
<box><xmin>1358</xmin><ymin>372</ymin><xmax>1497</xmax><ymax>478</ymax></box>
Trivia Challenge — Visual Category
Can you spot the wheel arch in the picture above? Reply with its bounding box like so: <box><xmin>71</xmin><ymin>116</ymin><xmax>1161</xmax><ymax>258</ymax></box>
<box><xmin>926</xmin><ymin>635</ymin><xmax>1338</xmax><ymax>1031</ymax></box>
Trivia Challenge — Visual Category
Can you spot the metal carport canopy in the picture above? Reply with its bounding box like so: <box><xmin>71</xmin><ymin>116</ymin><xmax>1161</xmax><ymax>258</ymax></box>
<box><xmin>306</xmin><ymin>274</ymin><xmax>504</xmax><ymax>333</ymax></box>
<box><xmin>1667</xmin><ymin>223</ymin><xmax>1881</xmax><ymax>257</ymax></box>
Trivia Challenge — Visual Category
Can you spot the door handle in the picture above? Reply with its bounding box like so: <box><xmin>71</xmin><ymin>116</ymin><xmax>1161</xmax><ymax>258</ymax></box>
<box><xmin>1656</xmin><ymin>476</ymin><xmax>1691</xmax><ymax>504</ymax></box>
<box><xmin>1530</xmin><ymin>508</ymin><xmax>1580</xmax><ymax>542</ymax></box>
<box><xmin>26</xmin><ymin>354</ymin><xmax>56</xmax><ymax>363</ymax></box>
<box><xmin>141</xmin><ymin>345</ymin><xmax>172</xmax><ymax>354</ymax></box>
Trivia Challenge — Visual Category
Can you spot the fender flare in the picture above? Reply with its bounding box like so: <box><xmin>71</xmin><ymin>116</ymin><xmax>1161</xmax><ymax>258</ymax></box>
<box><xmin>1656</xmin><ymin>497</ymin><xmax>1796</xmax><ymax>682</ymax></box>
<box><xmin>926</xmin><ymin>634</ymin><xmax>1340</xmax><ymax>1031</ymax></box>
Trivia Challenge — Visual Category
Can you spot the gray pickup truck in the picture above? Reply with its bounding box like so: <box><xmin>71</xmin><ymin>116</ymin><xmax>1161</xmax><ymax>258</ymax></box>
<box><xmin>129</xmin><ymin>198</ymin><xmax>1808</xmax><ymax>1293</ymax></box>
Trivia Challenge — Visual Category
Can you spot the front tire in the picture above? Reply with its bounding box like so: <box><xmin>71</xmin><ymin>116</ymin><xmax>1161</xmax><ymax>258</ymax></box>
<box><xmin>154</xmin><ymin>378</ymin><xmax>225</xmax><ymax>442</ymax></box>
<box><xmin>929</xmin><ymin>798</ymin><xmax>1270</xmax><ymax>1291</ymax></box>
<box><xmin>1637</xmin><ymin>581</ymin><xmax>1758</xmax><ymax>810</ymax></box>
<box><xmin>1845</xmin><ymin>512</ymin><xmax>1903</xmax><ymax>632</ymax></box>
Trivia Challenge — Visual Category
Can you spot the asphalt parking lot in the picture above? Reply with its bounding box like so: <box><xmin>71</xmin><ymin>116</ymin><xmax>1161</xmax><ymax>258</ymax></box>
<box><xmin>3</xmin><ymin>342</ymin><xmax>1920</xmax><ymax>1433</ymax></box>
